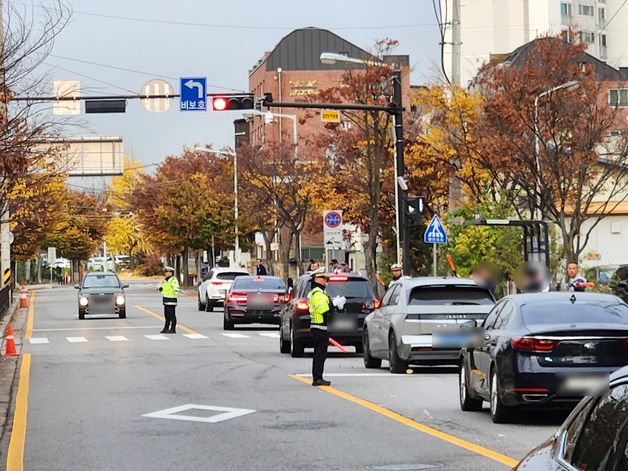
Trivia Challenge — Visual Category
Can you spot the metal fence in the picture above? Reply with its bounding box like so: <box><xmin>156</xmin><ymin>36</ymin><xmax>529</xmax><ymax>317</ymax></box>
<box><xmin>0</xmin><ymin>285</ymin><xmax>10</xmax><ymax>317</ymax></box>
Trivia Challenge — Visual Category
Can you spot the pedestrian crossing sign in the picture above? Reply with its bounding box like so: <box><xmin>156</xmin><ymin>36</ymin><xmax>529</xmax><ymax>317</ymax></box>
<box><xmin>424</xmin><ymin>214</ymin><xmax>448</xmax><ymax>244</ymax></box>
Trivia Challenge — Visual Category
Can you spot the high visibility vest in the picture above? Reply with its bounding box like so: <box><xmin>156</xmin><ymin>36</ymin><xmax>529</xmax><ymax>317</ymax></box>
<box><xmin>307</xmin><ymin>287</ymin><xmax>330</xmax><ymax>329</ymax></box>
<box><xmin>162</xmin><ymin>276</ymin><xmax>180</xmax><ymax>300</ymax></box>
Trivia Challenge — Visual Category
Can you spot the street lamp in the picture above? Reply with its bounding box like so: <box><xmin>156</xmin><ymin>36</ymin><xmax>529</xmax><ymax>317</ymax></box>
<box><xmin>194</xmin><ymin>146</ymin><xmax>240</xmax><ymax>267</ymax></box>
<box><xmin>319</xmin><ymin>52</ymin><xmax>409</xmax><ymax>271</ymax></box>
<box><xmin>241</xmin><ymin>110</ymin><xmax>298</xmax><ymax>156</ymax></box>
<box><xmin>533</xmin><ymin>80</ymin><xmax>579</xmax><ymax>222</ymax></box>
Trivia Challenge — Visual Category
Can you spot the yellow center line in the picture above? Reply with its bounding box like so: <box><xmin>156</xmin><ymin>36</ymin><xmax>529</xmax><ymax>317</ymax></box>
<box><xmin>133</xmin><ymin>305</ymin><xmax>197</xmax><ymax>335</ymax></box>
<box><xmin>289</xmin><ymin>374</ymin><xmax>519</xmax><ymax>468</ymax></box>
<box><xmin>24</xmin><ymin>292</ymin><xmax>35</xmax><ymax>340</ymax></box>
<box><xmin>6</xmin><ymin>354</ymin><xmax>31</xmax><ymax>471</ymax></box>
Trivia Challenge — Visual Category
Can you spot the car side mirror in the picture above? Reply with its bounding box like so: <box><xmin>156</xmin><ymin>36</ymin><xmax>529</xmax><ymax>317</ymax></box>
<box><xmin>74</xmin><ymin>284</ymin><xmax>80</xmax><ymax>289</ymax></box>
<box><xmin>122</xmin><ymin>284</ymin><xmax>130</xmax><ymax>289</ymax></box>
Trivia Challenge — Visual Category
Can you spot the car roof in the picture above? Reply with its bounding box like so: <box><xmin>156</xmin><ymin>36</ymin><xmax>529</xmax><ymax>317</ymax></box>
<box><xmin>212</xmin><ymin>267</ymin><xmax>249</xmax><ymax>273</ymax></box>
<box><xmin>84</xmin><ymin>272</ymin><xmax>118</xmax><ymax>277</ymax></box>
<box><xmin>503</xmin><ymin>292</ymin><xmax>625</xmax><ymax>306</ymax></box>
<box><xmin>399</xmin><ymin>277</ymin><xmax>482</xmax><ymax>288</ymax></box>
<box><xmin>298</xmin><ymin>272</ymin><xmax>368</xmax><ymax>282</ymax></box>
<box><xmin>235</xmin><ymin>275</ymin><xmax>283</xmax><ymax>281</ymax></box>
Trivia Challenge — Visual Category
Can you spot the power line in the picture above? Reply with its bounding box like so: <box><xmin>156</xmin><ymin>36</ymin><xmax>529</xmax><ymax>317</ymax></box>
<box><xmin>46</xmin><ymin>63</ymin><xmax>138</xmax><ymax>94</ymax></box>
<box><xmin>598</xmin><ymin>0</ymin><xmax>628</xmax><ymax>35</ymax></box>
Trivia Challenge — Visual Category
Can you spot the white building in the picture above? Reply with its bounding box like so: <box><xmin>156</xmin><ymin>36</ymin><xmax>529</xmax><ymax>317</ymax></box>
<box><xmin>442</xmin><ymin>0</ymin><xmax>628</xmax><ymax>86</ymax></box>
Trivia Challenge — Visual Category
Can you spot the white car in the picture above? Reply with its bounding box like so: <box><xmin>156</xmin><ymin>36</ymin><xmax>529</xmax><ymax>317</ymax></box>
<box><xmin>197</xmin><ymin>267</ymin><xmax>249</xmax><ymax>312</ymax></box>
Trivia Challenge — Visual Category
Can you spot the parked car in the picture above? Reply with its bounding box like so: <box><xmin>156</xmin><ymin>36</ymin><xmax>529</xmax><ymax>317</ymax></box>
<box><xmin>279</xmin><ymin>272</ymin><xmax>378</xmax><ymax>357</ymax></box>
<box><xmin>363</xmin><ymin>277</ymin><xmax>495</xmax><ymax>373</ymax></box>
<box><xmin>515</xmin><ymin>364</ymin><xmax>628</xmax><ymax>470</ymax></box>
<box><xmin>459</xmin><ymin>292</ymin><xmax>628</xmax><ymax>423</ymax></box>
<box><xmin>75</xmin><ymin>272</ymin><xmax>129</xmax><ymax>320</ymax></box>
<box><xmin>223</xmin><ymin>276</ymin><xmax>286</xmax><ymax>330</ymax></box>
<box><xmin>197</xmin><ymin>267</ymin><xmax>249</xmax><ymax>312</ymax></box>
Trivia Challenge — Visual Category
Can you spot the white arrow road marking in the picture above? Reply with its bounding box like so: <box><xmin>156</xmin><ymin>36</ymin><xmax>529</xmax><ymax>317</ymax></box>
<box><xmin>221</xmin><ymin>333</ymin><xmax>250</xmax><ymax>339</ymax></box>
<box><xmin>66</xmin><ymin>337</ymin><xmax>88</xmax><ymax>343</ymax></box>
<box><xmin>145</xmin><ymin>334</ymin><xmax>169</xmax><ymax>340</ymax></box>
<box><xmin>183</xmin><ymin>333</ymin><xmax>208</xmax><ymax>339</ymax></box>
<box><xmin>258</xmin><ymin>332</ymin><xmax>280</xmax><ymax>338</ymax></box>
<box><xmin>105</xmin><ymin>335</ymin><xmax>129</xmax><ymax>342</ymax></box>
<box><xmin>143</xmin><ymin>404</ymin><xmax>256</xmax><ymax>423</ymax></box>
<box><xmin>29</xmin><ymin>338</ymin><xmax>49</xmax><ymax>344</ymax></box>
<box><xmin>184</xmin><ymin>79</ymin><xmax>203</xmax><ymax>99</ymax></box>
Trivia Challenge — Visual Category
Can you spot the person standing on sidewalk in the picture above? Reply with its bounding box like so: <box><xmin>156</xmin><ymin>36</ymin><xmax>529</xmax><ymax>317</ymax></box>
<box><xmin>159</xmin><ymin>266</ymin><xmax>180</xmax><ymax>334</ymax></box>
<box><xmin>307</xmin><ymin>269</ymin><xmax>333</xmax><ymax>386</ymax></box>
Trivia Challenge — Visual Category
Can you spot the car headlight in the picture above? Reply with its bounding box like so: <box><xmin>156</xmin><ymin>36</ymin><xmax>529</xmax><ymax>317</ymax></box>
<box><xmin>116</xmin><ymin>295</ymin><xmax>125</xmax><ymax>305</ymax></box>
<box><xmin>79</xmin><ymin>296</ymin><xmax>89</xmax><ymax>307</ymax></box>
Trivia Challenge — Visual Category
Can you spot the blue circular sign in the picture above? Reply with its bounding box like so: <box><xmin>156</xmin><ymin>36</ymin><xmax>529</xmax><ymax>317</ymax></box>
<box><xmin>325</xmin><ymin>211</ymin><xmax>342</xmax><ymax>228</ymax></box>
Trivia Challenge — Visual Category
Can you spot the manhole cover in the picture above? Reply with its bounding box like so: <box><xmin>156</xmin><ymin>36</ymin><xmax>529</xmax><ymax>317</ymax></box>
<box><xmin>368</xmin><ymin>465</ymin><xmax>441</xmax><ymax>471</ymax></box>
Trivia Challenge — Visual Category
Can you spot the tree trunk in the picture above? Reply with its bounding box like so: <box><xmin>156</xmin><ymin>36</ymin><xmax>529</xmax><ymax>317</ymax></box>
<box><xmin>279</xmin><ymin>228</ymin><xmax>293</xmax><ymax>282</ymax></box>
<box><xmin>181</xmin><ymin>248</ymin><xmax>189</xmax><ymax>287</ymax></box>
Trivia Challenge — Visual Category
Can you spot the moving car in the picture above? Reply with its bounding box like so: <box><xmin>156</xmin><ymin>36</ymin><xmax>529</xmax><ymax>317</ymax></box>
<box><xmin>197</xmin><ymin>267</ymin><xmax>249</xmax><ymax>312</ymax></box>
<box><xmin>363</xmin><ymin>277</ymin><xmax>494</xmax><ymax>373</ymax></box>
<box><xmin>75</xmin><ymin>272</ymin><xmax>129</xmax><ymax>320</ymax></box>
<box><xmin>223</xmin><ymin>276</ymin><xmax>286</xmax><ymax>330</ymax></box>
<box><xmin>279</xmin><ymin>272</ymin><xmax>378</xmax><ymax>357</ymax></box>
<box><xmin>459</xmin><ymin>292</ymin><xmax>628</xmax><ymax>423</ymax></box>
<box><xmin>515</xmin><ymin>364</ymin><xmax>628</xmax><ymax>470</ymax></box>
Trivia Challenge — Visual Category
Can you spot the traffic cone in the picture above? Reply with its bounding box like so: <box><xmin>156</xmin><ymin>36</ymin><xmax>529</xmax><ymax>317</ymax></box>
<box><xmin>19</xmin><ymin>286</ymin><xmax>28</xmax><ymax>308</ymax></box>
<box><xmin>4</xmin><ymin>324</ymin><xmax>18</xmax><ymax>356</ymax></box>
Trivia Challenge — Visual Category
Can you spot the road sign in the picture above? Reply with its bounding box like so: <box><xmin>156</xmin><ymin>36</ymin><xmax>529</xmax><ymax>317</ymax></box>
<box><xmin>180</xmin><ymin>77</ymin><xmax>207</xmax><ymax>111</ymax></box>
<box><xmin>143</xmin><ymin>404</ymin><xmax>256</xmax><ymax>424</ymax></box>
<box><xmin>321</xmin><ymin>109</ymin><xmax>340</xmax><ymax>123</ymax></box>
<box><xmin>141</xmin><ymin>79</ymin><xmax>174</xmax><ymax>113</ymax></box>
<box><xmin>53</xmin><ymin>80</ymin><xmax>80</xmax><ymax>115</ymax></box>
<box><xmin>424</xmin><ymin>215</ymin><xmax>448</xmax><ymax>244</ymax></box>
<box><xmin>0</xmin><ymin>230</ymin><xmax>14</xmax><ymax>245</ymax></box>
<box><xmin>47</xmin><ymin>247</ymin><xmax>57</xmax><ymax>265</ymax></box>
<box><xmin>323</xmin><ymin>210</ymin><xmax>343</xmax><ymax>249</ymax></box>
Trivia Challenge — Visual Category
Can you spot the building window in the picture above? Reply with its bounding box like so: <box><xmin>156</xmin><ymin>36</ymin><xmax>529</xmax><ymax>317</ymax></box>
<box><xmin>578</xmin><ymin>4</ymin><xmax>594</xmax><ymax>16</ymax></box>
<box><xmin>561</xmin><ymin>2</ymin><xmax>572</xmax><ymax>24</ymax></box>
<box><xmin>579</xmin><ymin>31</ymin><xmax>595</xmax><ymax>43</ymax></box>
<box><xmin>609</xmin><ymin>89</ymin><xmax>628</xmax><ymax>107</ymax></box>
<box><xmin>599</xmin><ymin>7</ymin><xmax>606</xmax><ymax>27</ymax></box>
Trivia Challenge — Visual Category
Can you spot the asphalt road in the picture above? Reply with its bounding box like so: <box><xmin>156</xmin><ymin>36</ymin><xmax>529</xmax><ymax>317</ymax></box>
<box><xmin>10</xmin><ymin>281</ymin><xmax>566</xmax><ymax>470</ymax></box>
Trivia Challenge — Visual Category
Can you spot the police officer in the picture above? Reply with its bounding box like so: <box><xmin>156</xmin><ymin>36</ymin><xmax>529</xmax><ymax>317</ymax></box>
<box><xmin>389</xmin><ymin>263</ymin><xmax>403</xmax><ymax>288</ymax></box>
<box><xmin>308</xmin><ymin>269</ymin><xmax>333</xmax><ymax>386</ymax></box>
<box><xmin>159</xmin><ymin>266</ymin><xmax>180</xmax><ymax>334</ymax></box>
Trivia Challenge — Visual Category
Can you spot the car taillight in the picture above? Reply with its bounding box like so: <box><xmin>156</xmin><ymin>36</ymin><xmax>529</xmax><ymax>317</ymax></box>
<box><xmin>296</xmin><ymin>300</ymin><xmax>309</xmax><ymax>312</ymax></box>
<box><xmin>511</xmin><ymin>337</ymin><xmax>558</xmax><ymax>352</ymax></box>
<box><xmin>284</xmin><ymin>293</ymin><xmax>291</xmax><ymax>303</ymax></box>
<box><xmin>211</xmin><ymin>281</ymin><xmax>224</xmax><ymax>286</ymax></box>
<box><xmin>228</xmin><ymin>292</ymin><xmax>247</xmax><ymax>303</ymax></box>
<box><xmin>328</xmin><ymin>276</ymin><xmax>348</xmax><ymax>281</ymax></box>
<box><xmin>273</xmin><ymin>293</ymin><xmax>280</xmax><ymax>303</ymax></box>
<box><xmin>373</xmin><ymin>299</ymin><xmax>381</xmax><ymax>309</ymax></box>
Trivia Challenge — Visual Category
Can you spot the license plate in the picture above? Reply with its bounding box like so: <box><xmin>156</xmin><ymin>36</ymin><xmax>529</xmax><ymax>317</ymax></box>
<box><xmin>333</xmin><ymin>320</ymin><xmax>355</xmax><ymax>331</ymax></box>
<box><xmin>562</xmin><ymin>375</ymin><xmax>608</xmax><ymax>394</ymax></box>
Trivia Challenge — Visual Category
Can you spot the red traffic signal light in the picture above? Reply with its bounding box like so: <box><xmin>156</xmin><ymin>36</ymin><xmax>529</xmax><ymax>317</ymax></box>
<box><xmin>211</xmin><ymin>95</ymin><xmax>254</xmax><ymax>111</ymax></box>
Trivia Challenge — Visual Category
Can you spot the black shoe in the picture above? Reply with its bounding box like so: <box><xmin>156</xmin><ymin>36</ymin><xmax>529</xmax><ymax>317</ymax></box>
<box><xmin>160</xmin><ymin>330</ymin><xmax>168</xmax><ymax>334</ymax></box>
<box><xmin>168</xmin><ymin>330</ymin><xmax>176</xmax><ymax>334</ymax></box>
<box><xmin>312</xmin><ymin>379</ymin><xmax>331</xmax><ymax>387</ymax></box>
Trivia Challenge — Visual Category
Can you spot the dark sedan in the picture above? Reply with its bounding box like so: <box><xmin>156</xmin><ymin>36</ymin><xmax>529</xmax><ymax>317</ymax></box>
<box><xmin>223</xmin><ymin>276</ymin><xmax>286</xmax><ymax>330</ymax></box>
<box><xmin>459</xmin><ymin>292</ymin><xmax>628</xmax><ymax>423</ymax></box>
<box><xmin>515</xmin><ymin>365</ymin><xmax>628</xmax><ymax>470</ymax></box>
<box><xmin>75</xmin><ymin>272</ymin><xmax>128</xmax><ymax>319</ymax></box>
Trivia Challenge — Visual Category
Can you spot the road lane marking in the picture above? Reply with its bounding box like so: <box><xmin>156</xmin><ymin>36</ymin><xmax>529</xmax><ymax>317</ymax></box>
<box><xmin>142</xmin><ymin>404</ymin><xmax>256</xmax><ymax>423</ymax></box>
<box><xmin>24</xmin><ymin>292</ymin><xmax>35</xmax><ymax>340</ymax></box>
<box><xmin>258</xmin><ymin>332</ymin><xmax>280</xmax><ymax>338</ymax></box>
<box><xmin>145</xmin><ymin>334</ymin><xmax>169</xmax><ymax>340</ymax></box>
<box><xmin>183</xmin><ymin>333</ymin><xmax>208</xmax><ymax>339</ymax></box>
<box><xmin>221</xmin><ymin>333</ymin><xmax>250</xmax><ymax>339</ymax></box>
<box><xmin>6</xmin><ymin>354</ymin><xmax>31</xmax><ymax>471</ymax></box>
<box><xmin>133</xmin><ymin>305</ymin><xmax>197</xmax><ymax>335</ymax></box>
<box><xmin>289</xmin><ymin>374</ymin><xmax>519</xmax><ymax>468</ymax></box>
<box><xmin>28</xmin><ymin>338</ymin><xmax>48</xmax><ymax>344</ymax></box>
<box><xmin>66</xmin><ymin>337</ymin><xmax>88</xmax><ymax>343</ymax></box>
<box><xmin>105</xmin><ymin>335</ymin><xmax>129</xmax><ymax>342</ymax></box>
<box><xmin>34</xmin><ymin>325</ymin><xmax>161</xmax><ymax>332</ymax></box>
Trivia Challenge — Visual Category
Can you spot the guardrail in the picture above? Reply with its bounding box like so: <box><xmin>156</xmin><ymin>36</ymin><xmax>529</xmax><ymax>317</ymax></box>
<box><xmin>0</xmin><ymin>285</ymin><xmax>11</xmax><ymax>316</ymax></box>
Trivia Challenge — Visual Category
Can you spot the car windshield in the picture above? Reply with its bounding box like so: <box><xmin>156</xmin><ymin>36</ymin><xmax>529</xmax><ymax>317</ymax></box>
<box><xmin>216</xmin><ymin>272</ymin><xmax>249</xmax><ymax>281</ymax></box>
<box><xmin>408</xmin><ymin>286</ymin><xmax>494</xmax><ymax>305</ymax></box>
<box><xmin>233</xmin><ymin>277</ymin><xmax>285</xmax><ymax>290</ymax></box>
<box><xmin>521</xmin><ymin>300</ymin><xmax>628</xmax><ymax>325</ymax></box>
<box><xmin>324</xmin><ymin>279</ymin><xmax>373</xmax><ymax>299</ymax></box>
<box><xmin>82</xmin><ymin>275</ymin><xmax>120</xmax><ymax>289</ymax></box>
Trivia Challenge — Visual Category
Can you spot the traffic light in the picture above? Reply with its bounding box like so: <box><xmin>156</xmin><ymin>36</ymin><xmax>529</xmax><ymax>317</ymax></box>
<box><xmin>405</xmin><ymin>196</ymin><xmax>425</xmax><ymax>224</ymax></box>
<box><xmin>211</xmin><ymin>95</ymin><xmax>255</xmax><ymax>111</ymax></box>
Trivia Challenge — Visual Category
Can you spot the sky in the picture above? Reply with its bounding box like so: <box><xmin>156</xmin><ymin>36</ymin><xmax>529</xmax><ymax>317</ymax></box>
<box><xmin>36</xmin><ymin>0</ymin><xmax>442</xmax><ymax>168</ymax></box>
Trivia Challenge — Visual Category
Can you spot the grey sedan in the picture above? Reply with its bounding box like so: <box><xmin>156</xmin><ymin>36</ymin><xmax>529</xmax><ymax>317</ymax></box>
<box><xmin>75</xmin><ymin>272</ymin><xmax>129</xmax><ymax>320</ymax></box>
<box><xmin>363</xmin><ymin>277</ymin><xmax>495</xmax><ymax>373</ymax></box>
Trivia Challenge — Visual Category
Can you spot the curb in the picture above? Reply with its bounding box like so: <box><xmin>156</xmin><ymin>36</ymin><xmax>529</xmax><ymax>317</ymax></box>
<box><xmin>0</xmin><ymin>299</ymin><xmax>23</xmax><ymax>453</ymax></box>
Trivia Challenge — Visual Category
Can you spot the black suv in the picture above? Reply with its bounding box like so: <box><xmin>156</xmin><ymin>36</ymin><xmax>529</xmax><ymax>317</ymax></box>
<box><xmin>279</xmin><ymin>272</ymin><xmax>378</xmax><ymax>357</ymax></box>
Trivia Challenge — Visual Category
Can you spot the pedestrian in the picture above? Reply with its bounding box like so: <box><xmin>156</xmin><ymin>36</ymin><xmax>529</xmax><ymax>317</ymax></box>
<box><xmin>522</xmin><ymin>262</ymin><xmax>550</xmax><ymax>293</ymax></box>
<box><xmin>566</xmin><ymin>260</ymin><xmax>587</xmax><ymax>292</ymax></box>
<box><xmin>307</xmin><ymin>261</ymin><xmax>320</xmax><ymax>273</ymax></box>
<box><xmin>330</xmin><ymin>259</ymin><xmax>341</xmax><ymax>274</ymax></box>
<box><xmin>307</xmin><ymin>269</ymin><xmax>333</xmax><ymax>387</ymax></box>
<box><xmin>389</xmin><ymin>263</ymin><xmax>403</xmax><ymax>288</ymax></box>
<box><xmin>306</xmin><ymin>259</ymin><xmax>316</xmax><ymax>272</ymax></box>
<box><xmin>159</xmin><ymin>266</ymin><xmax>180</xmax><ymax>334</ymax></box>
<box><xmin>256</xmin><ymin>258</ymin><xmax>268</xmax><ymax>276</ymax></box>
<box><xmin>341</xmin><ymin>261</ymin><xmax>351</xmax><ymax>273</ymax></box>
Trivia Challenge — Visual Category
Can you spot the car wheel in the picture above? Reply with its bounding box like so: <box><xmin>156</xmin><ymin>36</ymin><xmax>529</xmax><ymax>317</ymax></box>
<box><xmin>279</xmin><ymin>324</ymin><xmax>291</xmax><ymax>354</ymax></box>
<box><xmin>459</xmin><ymin>360</ymin><xmax>483</xmax><ymax>411</ymax></box>
<box><xmin>388</xmin><ymin>331</ymin><xmax>408</xmax><ymax>374</ymax></box>
<box><xmin>206</xmin><ymin>299</ymin><xmax>215</xmax><ymax>312</ymax></box>
<box><xmin>223</xmin><ymin>312</ymin><xmax>234</xmax><ymax>330</ymax></box>
<box><xmin>197</xmin><ymin>295</ymin><xmax>206</xmax><ymax>311</ymax></box>
<box><xmin>363</xmin><ymin>329</ymin><xmax>382</xmax><ymax>368</ymax></box>
<box><xmin>78</xmin><ymin>311</ymin><xmax>85</xmax><ymax>320</ymax></box>
<box><xmin>490</xmin><ymin>368</ymin><xmax>514</xmax><ymax>423</ymax></box>
<box><xmin>119</xmin><ymin>310</ymin><xmax>126</xmax><ymax>319</ymax></box>
<box><xmin>290</xmin><ymin>325</ymin><xmax>304</xmax><ymax>358</ymax></box>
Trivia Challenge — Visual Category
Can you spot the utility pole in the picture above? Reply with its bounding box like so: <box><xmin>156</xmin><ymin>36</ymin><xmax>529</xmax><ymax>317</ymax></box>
<box><xmin>0</xmin><ymin>0</ymin><xmax>11</xmax><ymax>291</ymax></box>
<box><xmin>451</xmin><ymin>0</ymin><xmax>461</xmax><ymax>86</ymax></box>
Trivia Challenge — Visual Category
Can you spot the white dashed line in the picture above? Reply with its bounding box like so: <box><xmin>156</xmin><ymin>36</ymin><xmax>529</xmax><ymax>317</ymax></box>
<box><xmin>29</xmin><ymin>338</ymin><xmax>49</xmax><ymax>344</ymax></box>
<box><xmin>221</xmin><ymin>333</ymin><xmax>250</xmax><ymax>339</ymax></box>
<box><xmin>105</xmin><ymin>335</ymin><xmax>129</xmax><ymax>342</ymax></box>
<box><xmin>258</xmin><ymin>332</ymin><xmax>280</xmax><ymax>338</ymax></box>
<box><xmin>183</xmin><ymin>333</ymin><xmax>208</xmax><ymax>339</ymax></box>
<box><xmin>66</xmin><ymin>337</ymin><xmax>88</xmax><ymax>343</ymax></box>
<box><xmin>144</xmin><ymin>334</ymin><xmax>170</xmax><ymax>340</ymax></box>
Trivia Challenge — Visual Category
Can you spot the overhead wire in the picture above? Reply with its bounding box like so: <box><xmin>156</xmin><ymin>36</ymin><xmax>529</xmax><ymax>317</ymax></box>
<box><xmin>45</xmin><ymin>62</ymin><xmax>138</xmax><ymax>94</ymax></box>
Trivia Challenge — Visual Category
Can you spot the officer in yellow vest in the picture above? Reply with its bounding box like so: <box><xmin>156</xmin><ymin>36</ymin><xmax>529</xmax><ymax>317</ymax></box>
<box><xmin>159</xmin><ymin>266</ymin><xmax>180</xmax><ymax>334</ymax></box>
<box><xmin>308</xmin><ymin>269</ymin><xmax>333</xmax><ymax>386</ymax></box>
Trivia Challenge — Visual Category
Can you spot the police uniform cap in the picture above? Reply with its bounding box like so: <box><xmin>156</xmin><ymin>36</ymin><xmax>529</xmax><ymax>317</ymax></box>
<box><xmin>311</xmin><ymin>267</ymin><xmax>329</xmax><ymax>280</ymax></box>
<box><xmin>164</xmin><ymin>266</ymin><xmax>175</xmax><ymax>272</ymax></box>
<box><xmin>391</xmin><ymin>263</ymin><xmax>402</xmax><ymax>270</ymax></box>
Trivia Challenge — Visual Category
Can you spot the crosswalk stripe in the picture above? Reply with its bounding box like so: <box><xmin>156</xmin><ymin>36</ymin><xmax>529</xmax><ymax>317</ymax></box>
<box><xmin>66</xmin><ymin>337</ymin><xmax>88</xmax><ymax>343</ymax></box>
<box><xmin>29</xmin><ymin>338</ymin><xmax>49</xmax><ymax>344</ymax></box>
<box><xmin>183</xmin><ymin>333</ymin><xmax>208</xmax><ymax>339</ymax></box>
<box><xmin>258</xmin><ymin>332</ymin><xmax>280</xmax><ymax>338</ymax></box>
<box><xmin>221</xmin><ymin>333</ymin><xmax>250</xmax><ymax>339</ymax></box>
<box><xmin>144</xmin><ymin>334</ymin><xmax>169</xmax><ymax>340</ymax></box>
<box><xmin>105</xmin><ymin>335</ymin><xmax>129</xmax><ymax>342</ymax></box>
